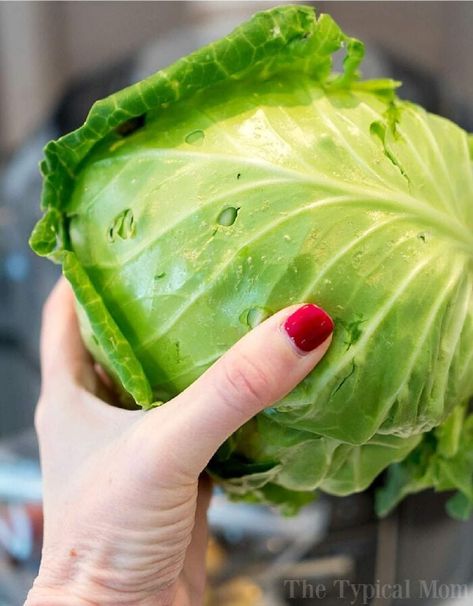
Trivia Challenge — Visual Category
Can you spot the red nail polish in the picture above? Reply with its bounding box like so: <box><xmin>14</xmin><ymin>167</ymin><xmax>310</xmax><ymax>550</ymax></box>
<box><xmin>284</xmin><ymin>304</ymin><xmax>334</xmax><ymax>353</ymax></box>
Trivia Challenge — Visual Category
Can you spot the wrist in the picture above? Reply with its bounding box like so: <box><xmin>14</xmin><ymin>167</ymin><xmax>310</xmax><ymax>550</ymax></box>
<box><xmin>25</xmin><ymin>571</ymin><xmax>175</xmax><ymax>606</ymax></box>
<box><xmin>25</xmin><ymin>586</ymin><xmax>95</xmax><ymax>606</ymax></box>
<box><xmin>24</xmin><ymin>536</ymin><xmax>180</xmax><ymax>606</ymax></box>
<box><xmin>25</xmin><ymin>576</ymin><xmax>97</xmax><ymax>606</ymax></box>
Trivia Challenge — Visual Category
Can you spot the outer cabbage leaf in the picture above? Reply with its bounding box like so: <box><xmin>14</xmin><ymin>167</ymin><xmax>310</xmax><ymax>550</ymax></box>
<box><xmin>30</xmin><ymin>5</ymin><xmax>473</xmax><ymax>514</ymax></box>
<box><xmin>376</xmin><ymin>404</ymin><xmax>473</xmax><ymax>520</ymax></box>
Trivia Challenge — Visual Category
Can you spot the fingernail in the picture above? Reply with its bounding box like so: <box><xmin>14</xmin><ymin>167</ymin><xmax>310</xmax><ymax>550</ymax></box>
<box><xmin>284</xmin><ymin>304</ymin><xmax>334</xmax><ymax>353</ymax></box>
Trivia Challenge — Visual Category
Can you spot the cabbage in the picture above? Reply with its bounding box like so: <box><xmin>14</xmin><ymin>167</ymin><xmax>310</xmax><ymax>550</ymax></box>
<box><xmin>30</xmin><ymin>5</ymin><xmax>473</xmax><ymax>516</ymax></box>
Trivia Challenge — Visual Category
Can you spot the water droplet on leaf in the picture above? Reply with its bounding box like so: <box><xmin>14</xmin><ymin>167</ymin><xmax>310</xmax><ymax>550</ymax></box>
<box><xmin>240</xmin><ymin>306</ymin><xmax>271</xmax><ymax>329</ymax></box>
<box><xmin>217</xmin><ymin>206</ymin><xmax>240</xmax><ymax>227</ymax></box>
<box><xmin>185</xmin><ymin>129</ymin><xmax>205</xmax><ymax>145</ymax></box>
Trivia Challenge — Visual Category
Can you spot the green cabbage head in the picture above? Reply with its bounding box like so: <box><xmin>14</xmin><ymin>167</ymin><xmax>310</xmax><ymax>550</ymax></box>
<box><xmin>30</xmin><ymin>5</ymin><xmax>473</xmax><ymax>517</ymax></box>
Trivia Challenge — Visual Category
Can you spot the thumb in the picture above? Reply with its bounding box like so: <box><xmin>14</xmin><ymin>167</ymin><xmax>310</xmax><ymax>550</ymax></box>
<box><xmin>155</xmin><ymin>304</ymin><xmax>334</xmax><ymax>476</ymax></box>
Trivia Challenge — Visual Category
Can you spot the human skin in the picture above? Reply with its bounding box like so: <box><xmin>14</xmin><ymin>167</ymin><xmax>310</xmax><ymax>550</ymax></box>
<box><xmin>25</xmin><ymin>279</ymin><xmax>333</xmax><ymax>606</ymax></box>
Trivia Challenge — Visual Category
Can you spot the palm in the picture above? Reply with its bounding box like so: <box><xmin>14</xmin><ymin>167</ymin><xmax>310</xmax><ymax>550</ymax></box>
<box><xmin>38</xmin><ymin>378</ymin><xmax>211</xmax><ymax>604</ymax></box>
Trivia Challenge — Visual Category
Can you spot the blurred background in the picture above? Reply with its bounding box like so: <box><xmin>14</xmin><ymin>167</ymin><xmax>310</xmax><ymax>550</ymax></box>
<box><xmin>0</xmin><ymin>2</ymin><xmax>472</xmax><ymax>604</ymax></box>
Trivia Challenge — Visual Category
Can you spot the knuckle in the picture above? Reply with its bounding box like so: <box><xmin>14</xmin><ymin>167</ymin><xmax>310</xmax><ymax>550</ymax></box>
<box><xmin>218</xmin><ymin>353</ymin><xmax>272</xmax><ymax>414</ymax></box>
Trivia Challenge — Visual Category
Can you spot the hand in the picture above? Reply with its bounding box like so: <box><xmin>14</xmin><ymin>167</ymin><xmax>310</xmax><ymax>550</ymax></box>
<box><xmin>26</xmin><ymin>279</ymin><xmax>333</xmax><ymax>606</ymax></box>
